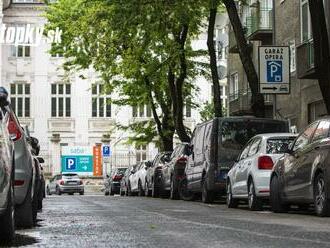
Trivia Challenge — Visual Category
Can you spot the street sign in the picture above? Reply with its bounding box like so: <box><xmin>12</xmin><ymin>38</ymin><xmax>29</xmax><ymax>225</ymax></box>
<box><xmin>102</xmin><ymin>145</ymin><xmax>111</xmax><ymax>157</ymax></box>
<box><xmin>258</xmin><ymin>46</ymin><xmax>290</xmax><ymax>94</ymax></box>
<box><xmin>93</xmin><ymin>146</ymin><xmax>103</xmax><ymax>177</ymax></box>
<box><xmin>61</xmin><ymin>146</ymin><xmax>93</xmax><ymax>175</ymax></box>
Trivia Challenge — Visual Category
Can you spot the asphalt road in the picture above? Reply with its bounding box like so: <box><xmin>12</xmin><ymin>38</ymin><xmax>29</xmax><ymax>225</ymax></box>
<box><xmin>5</xmin><ymin>194</ymin><xmax>330</xmax><ymax>248</ymax></box>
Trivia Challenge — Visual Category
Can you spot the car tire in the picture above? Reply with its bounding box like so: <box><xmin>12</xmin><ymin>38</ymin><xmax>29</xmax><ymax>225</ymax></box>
<box><xmin>79</xmin><ymin>191</ymin><xmax>84</xmax><ymax>196</ymax></box>
<box><xmin>47</xmin><ymin>186</ymin><xmax>51</xmax><ymax>196</ymax></box>
<box><xmin>270</xmin><ymin>175</ymin><xmax>288</xmax><ymax>213</ymax></box>
<box><xmin>120</xmin><ymin>188</ymin><xmax>125</xmax><ymax>196</ymax></box>
<box><xmin>127</xmin><ymin>182</ymin><xmax>133</xmax><ymax>196</ymax></box>
<box><xmin>110</xmin><ymin>186</ymin><xmax>115</xmax><ymax>196</ymax></box>
<box><xmin>179</xmin><ymin>178</ymin><xmax>195</xmax><ymax>201</ymax></box>
<box><xmin>15</xmin><ymin>183</ymin><xmax>34</xmax><ymax>228</ymax></box>
<box><xmin>0</xmin><ymin>180</ymin><xmax>15</xmax><ymax>242</ymax></box>
<box><xmin>104</xmin><ymin>190</ymin><xmax>110</xmax><ymax>196</ymax></box>
<box><xmin>314</xmin><ymin>173</ymin><xmax>330</xmax><ymax>217</ymax></box>
<box><xmin>170</xmin><ymin>175</ymin><xmax>180</xmax><ymax>200</ymax></box>
<box><xmin>138</xmin><ymin>180</ymin><xmax>145</xmax><ymax>197</ymax></box>
<box><xmin>248</xmin><ymin>180</ymin><xmax>262</xmax><ymax>211</ymax></box>
<box><xmin>68</xmin><ymin>193</ymin><xmax>74</xmax><ymax>195</ymax></box>
<box><xmin>56</xmin><ymin>186</ymin><xmax>61</xmax><ymax>195</ymax></box>
<box><xmin>202</xmin><ymin>180</ymin><xmax>214</xmax><ymax>204</ymax></box>
<box><xmin>145</xmin><ymin>181</ymin><xmax>150</xmax><ymax>197</ymax></box>
<box><xmin>152</xmin><ymin>181</ymin><xmax>159</xmax><ymax>198</ymax></box>
<box><xmin>38</xmin><ymin>185</ymin><xmax>43</xmax><ymax>211</ymax></box>
<box><xmin>226</xmin><ymin>181</ymin><xmax>238</xmax><ymax>208</ymax></box>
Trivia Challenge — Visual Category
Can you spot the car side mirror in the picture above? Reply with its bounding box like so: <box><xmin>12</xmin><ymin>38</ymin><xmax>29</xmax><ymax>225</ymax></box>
<box><xmin>37</xmin><ymin>157</ymin><xmax>45</xmax><ymax>164</ymax></box>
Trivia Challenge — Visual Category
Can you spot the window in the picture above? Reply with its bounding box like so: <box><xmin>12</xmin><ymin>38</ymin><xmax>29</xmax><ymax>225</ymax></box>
<box><xmin>266</xmin><ymin>137</ymin><xmax>296</xmax><ymax>154</ymax></box>
<box><xmin>11</xmin><ymin>45</ymin><xmax>30</xmax><ymax>58</ymax></box>
<box><xmin>239</xmin><ymin>143</ymin><xmax>251</xmax><ymax>160</ymax></box>
<box><xmin>308</xmin><ymin>100</ymin><xmax>327</xmax><ymax>123</ymax></box>
<box><xmin>293</xmin><ymin>122</ymin><xmax>318</xmax><ymax>152</ymax></box>
<box><xmin>132</xmin><ymin>105</ymin><xmax>152</xmax><ymax>118</ymax></box>
<box><xmin>136</xmin><ymin>145</ymin><xmax>147</xmax><ymax>162</ymax></box>
<box><xmin>194</xmin><ymin>125</ymin><xmax>206</xmax><ymax>155</ymax></box>
<box><xmin>312</xmin><ymin>121</ymin><xmax>330</xmax><ymax>142</ymax></box>
<box><xmin>51</xmin><ymin>84</ymin><xmax>71</xmax><ymax>117</ymax></box>
<box><xmin>289</xmin><ymin>40</ymin><xmax>296</xmax><ymax>73</ymax></box>
<box><xmin>10</xmin><ymin>83</ymin><xmax>30</xmax><ymax>117</ymax></box>
<box><xmin>248</xmin><ymin>138</ymin><xmax>261</xmax><ymax>156</ymax></box>
<box><xmin>301</xmin><ymin>0</ymin><xmax>312</xmax><ymax>42</ymax></box>
<box><xmin>91</xmin><ymin>84</ymin><xmax>111</xmax><ymax>118</ymax></box>
<box><xmin>229</xmin><ymin>73</ymin><xmax>239</xmax><ymax>101</ymax></box>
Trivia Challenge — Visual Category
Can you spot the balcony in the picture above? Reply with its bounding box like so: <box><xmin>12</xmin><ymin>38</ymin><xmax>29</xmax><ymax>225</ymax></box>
<box><xmin>297</xmin><ymin>39</ymin><xmax>317</xmax><ymax>79</ymax></box>
<box><xmin>246</xmin><ymin>8</ymin><xmax>273</xmax><ymax>42</ymax></box>
<box><xmin>229</xmin><ymin>90</ymin><xmax>273</xmax><ymax>115</ymax></box>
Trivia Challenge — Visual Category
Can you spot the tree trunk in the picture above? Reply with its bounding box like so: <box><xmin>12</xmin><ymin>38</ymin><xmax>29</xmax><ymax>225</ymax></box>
<box><xmin>309</xmin><ymin>0</ymin><xmax>330</xmax><ymax>114</ymax></box>
<box><xmin>223</xmin><ymin>0</ymin><xmax>265</xmax><ymax>117</ymax></box>
<box><xmin>207</xmin><ymin>0</ymin><xmax>222</xmax><ymax>118</ymax></box>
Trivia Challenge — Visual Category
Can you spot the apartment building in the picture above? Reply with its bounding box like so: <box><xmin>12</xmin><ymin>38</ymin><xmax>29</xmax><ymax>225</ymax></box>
<box><xmin>227</xmin><ymin>0</ymin><xmax>330</xmax><ymax>131</ymax></box>
<box><xmin>1</xmin><ymin>1</ymin><xmax>228</xmax><ymax>176</ymax></box>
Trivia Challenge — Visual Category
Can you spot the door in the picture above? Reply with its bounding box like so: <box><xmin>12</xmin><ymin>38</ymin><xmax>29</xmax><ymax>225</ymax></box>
<box><xmin>284</xmin><ymin>122</ymin><xmax>318</xmax><ymax>198</ymax></box>
<box><xmin>296</xmin><ymin>121</ymin><xmax>330</xmax><ymax>200</ymax></box>
<box><xmin>231</xmin><ymin>142</ymin><xmax>251</xmax><ymax>195</ymax></box>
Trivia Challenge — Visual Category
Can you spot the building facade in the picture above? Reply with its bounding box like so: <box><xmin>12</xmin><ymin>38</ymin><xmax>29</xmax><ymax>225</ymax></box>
<box><xmin>1</xmin><ymin>1</ymin><xmax>228</xmax><ymax>176</ymax></box>
<box><xmin>227</xmin><ymin>0</ymin><xmax>330</xmax><ymax>132</ymax></box>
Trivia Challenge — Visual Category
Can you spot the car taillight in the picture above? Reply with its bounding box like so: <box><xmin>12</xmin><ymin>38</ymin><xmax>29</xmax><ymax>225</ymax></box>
<box><xmin>14</xmin><ymin>180</ymin><xmax>24</xmax><ymax>186</ymax></box>
<box><xmin>113</xmin><ymin>175</ymin><xmax>122</xmax><ymax>181</ymax></box>
<box><xmin>80</xmin><ymin>180</ymin><xmax>83</xmax><ymax>185</ymax></box>
<box><xmin>60</xmin><ymin>180</ymin><xmax>64</xmax><ymax>185</ymax></box>
<box><xmin>177</xmin><ymin>156</ymin><xmax>187</xmax><ymax>163</ymax></box>
<box><xmin>258</xmin><ymin>156</ymin><xmax>274</xmax><ymax>170</ymax></box>
<box><xmin>8</xmin><ymin>116</ymin><xmax>22</xmax><ymax>141</ymax></box>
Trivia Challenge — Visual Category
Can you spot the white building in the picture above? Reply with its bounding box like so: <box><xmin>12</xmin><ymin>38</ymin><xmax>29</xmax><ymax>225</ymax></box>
<box><xmin>1</xmin><ymin>1</ymin><xmax>228</xmax><ymax>176</ymax></box>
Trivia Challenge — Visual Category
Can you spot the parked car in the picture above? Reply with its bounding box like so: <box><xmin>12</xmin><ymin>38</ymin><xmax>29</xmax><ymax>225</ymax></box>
<box><xmin>180</xmin><ymin>117</ymin><xmax>289</xmax><ymax>203</ymax></box>
<box><xmin>119</xmin><ymin>164</ymin><xmax>135</xmax><ymax>196</ymax></box>
<box><xmin>0</xmin><ymin>87</ymin><xmax>37</xmax><ymax>228</ymax></box>
<box><xmin>35</xmin><ymin>157</ymin><xmax>45</xmax><ymax>211</ymax></box>
<box><xmin>104</xmin><ymin>167</ymin><xmax>127</xmax><ymax>195</ymax></box>
<box><xmin>127</xmin><ymin>161</ymin><xmax>149</xmax><ymax>196</ymax></box>
<box><xmin>161</xmin><ymin>143</ymin><xmax>189</xmax><ymax>199</ymax></box>
<box><xmin>227</xmin><ymin>133</ymin><xmax>296</xmax><ymax>210</ymax></box>
<box><xmin>0</xmin><ymin>93</ymin><xmax>15</xmax><ymax>241</ymax></box>
<box><xmin>47</xmin><ymin>173</ymin><xmax>84</xmax><ymax>195</ymax></box>
<box><xmin>145</xmin><ymin>152</ymin><xmax>171</xmax><ymax>197</ymax></box>
<box><xmin>270</xmin><ymin>119</ymin><xmax>330</xmax><ymax>216</ymax></box>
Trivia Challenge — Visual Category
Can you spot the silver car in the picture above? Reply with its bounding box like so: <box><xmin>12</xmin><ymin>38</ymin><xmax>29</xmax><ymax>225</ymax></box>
<box><xmin>0</xmin><ymin>99</ymin><xmax>15</xmax><ymax>241</ymax></box>
<box><xmin>227</xmin><ymin>133</ymin><xmax>297</xmax><ymax>210</ymax></box>
<box><xmin>47</xmin><ymin>173</ymin><xmax>84</xmax><ymax>195</ymax></box>
<box><xmin>128</xmin><ymin>162</ymin><xmax>148</xmax><ymax>196</ymax></box>
<box><xmin>0</xmin><ymin>87</ymin><xmax>37</xmax><ymax>228</ymax></box>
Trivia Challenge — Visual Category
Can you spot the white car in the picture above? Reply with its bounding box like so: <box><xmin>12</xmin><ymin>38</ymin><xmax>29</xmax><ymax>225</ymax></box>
<box><xmin>226</xmin><ymin>133</ymin><xmax>297</xmax><ymax>210</ymax></box>
<box><xmin>128</xmin><ymin>161</ymin><xmax>148</xmax><ymax>196</ymax></box>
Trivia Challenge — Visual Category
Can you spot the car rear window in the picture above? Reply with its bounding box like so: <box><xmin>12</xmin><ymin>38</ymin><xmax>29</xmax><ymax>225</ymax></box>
<box><xmin>221</xmin><ymin>120</ymin><xmax>288</xmax><ymax>150</ymax></box>
<box><xmin>62</xmin><ymin>174</ymin><xmax>79</xmax><ymax>179</ymax></box>
<box><xmin>117</xmin><ymin>168</ymin><xmax>127</xmax><ymax>174</ymax></box>
<box><xmin>266</xmin><ymin>137</ymin><xmax>296</xmax><ymax>154</ymax></box>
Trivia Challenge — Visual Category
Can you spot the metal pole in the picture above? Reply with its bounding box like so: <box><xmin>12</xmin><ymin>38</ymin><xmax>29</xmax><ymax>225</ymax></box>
<box><xmin>272</xmin><ymin>0</ymin><xmax>277</xmax><ymax>119</ymax></box>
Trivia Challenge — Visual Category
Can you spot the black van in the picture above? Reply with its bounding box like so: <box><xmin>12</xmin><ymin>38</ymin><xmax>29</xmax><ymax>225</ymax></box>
<box><xmin>180</xmin><ymin>117</ymin><xmax>289</xmax><ymax>203</ymax></box>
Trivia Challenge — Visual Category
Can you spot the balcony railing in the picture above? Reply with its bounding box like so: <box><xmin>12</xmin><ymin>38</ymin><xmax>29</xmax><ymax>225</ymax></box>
<box><xmin>246</xmin><ymin>8</ymin><xmax>273</xmax><ymax>41</ymax></box>
<box><xmin>297</xmin><ymin>39</ymin><xmax>316</xmax><ymax>79</ymax></box>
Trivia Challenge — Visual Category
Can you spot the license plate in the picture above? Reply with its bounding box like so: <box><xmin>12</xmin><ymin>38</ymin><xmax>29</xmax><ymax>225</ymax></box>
<box><xmin>68</xmin><ymin>182</ymin><xmax>77</xmax><ymax>185</ymax></box>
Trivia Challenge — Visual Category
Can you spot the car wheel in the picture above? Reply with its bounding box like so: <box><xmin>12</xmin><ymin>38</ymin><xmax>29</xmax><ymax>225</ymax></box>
<box><xmin>0</xmin><ymin>180</ymin><xmax>15</xmax><ymax>242</ymax></box>
<box><xmin>138</xmin><ymin>180</ymin><xmax>145</xmax><ymax>197</ymax></box>
<box><xmin>68</xmin><ymin>193</ymin><xmax>74</xmax><ymax>195</ymax></box>
<box><xmin>47</xmin><ymin>186</ymin><xmax>51</xmax><ymax>195</ymax></box>
<box><xmin>104</xmin><ymin>190</ymin><xmax>110</xmax><ymax>196</ymax></box>
<box><xmin>56</xmin><ymin>186</ymin><xmax>62</xmax><ymax>195</ymax></box>
<box><xmin>152</xmin><ymin>181</ymin><xmax>159</xmax><ymax>198</ymax></box>
<box><xmin>127</xmin><ymin>182</ymin><xmax>133</xmax><ymax>196</ymax></box>
<box><xmin>226</xmin><ymin>181</ymin><xmax>238</xmax><ymax>208</ymax></box>
<box><xmin>202</xmin><ymin>180</ymin><xmax>214</xmax><ymax>204</ymax></box>
<box><xmin>170</xmin><ymin>175</ymin><xmax>180</xmax><ymax>200</ymax></box>
<box><xmin>120</xmin><ymin>188</ymin><xmax>125</xmax><ymax>196</ymax></box>
<box><xmin>248</xmin><ymin>180</ymin><xmax>262</xmax><ymax>211</ymax></box>
<box><xmin>15</xmin><ymin>183</ymin><xmax>34</xmax><ymax>228</ymax></box>
<box><xmin>145</xmin><ymin>181</ymin><xmax>150</xmax><ymax>197</ymax></box>
<box><xmin>314</xmin><ymin>173</ymin><xmax>330</xmax><ymax>217</ymax></box>
<box><xmin>110</xmin><ymin>185</ymin><xmax>115</xmax><ymax>196</ymax></box>
<box><xmin>270</xmin><ymin>175</ymin><xmax>288</xmax><ymax>213</ymax></box>
<box><xmin>179</xmin><ymin>178</ymin><xmax>194</xmax><ymax>201</ymax></box>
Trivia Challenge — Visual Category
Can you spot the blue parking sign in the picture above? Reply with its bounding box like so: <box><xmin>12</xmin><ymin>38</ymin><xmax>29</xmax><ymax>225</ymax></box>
<box><xmin>267</xmin><ymin>61</ymin><xmax>283</xmax><ymax>83</ymax></box>
<box><xmin>65</xmin><ymin>157</ymin><xmax>77</xmax><ymax>171</ymax></box>
<box><xmin>102</xmin><ymin>146</ymin><xmax>111</xmax><ymax>157</ymax></box>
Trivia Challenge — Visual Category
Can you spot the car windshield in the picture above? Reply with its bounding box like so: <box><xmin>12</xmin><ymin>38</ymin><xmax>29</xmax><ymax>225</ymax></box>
<box><xmin>267</xmin><ymin>137</ymin><xmax>296</xmax><ymax>154</ymax></box>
